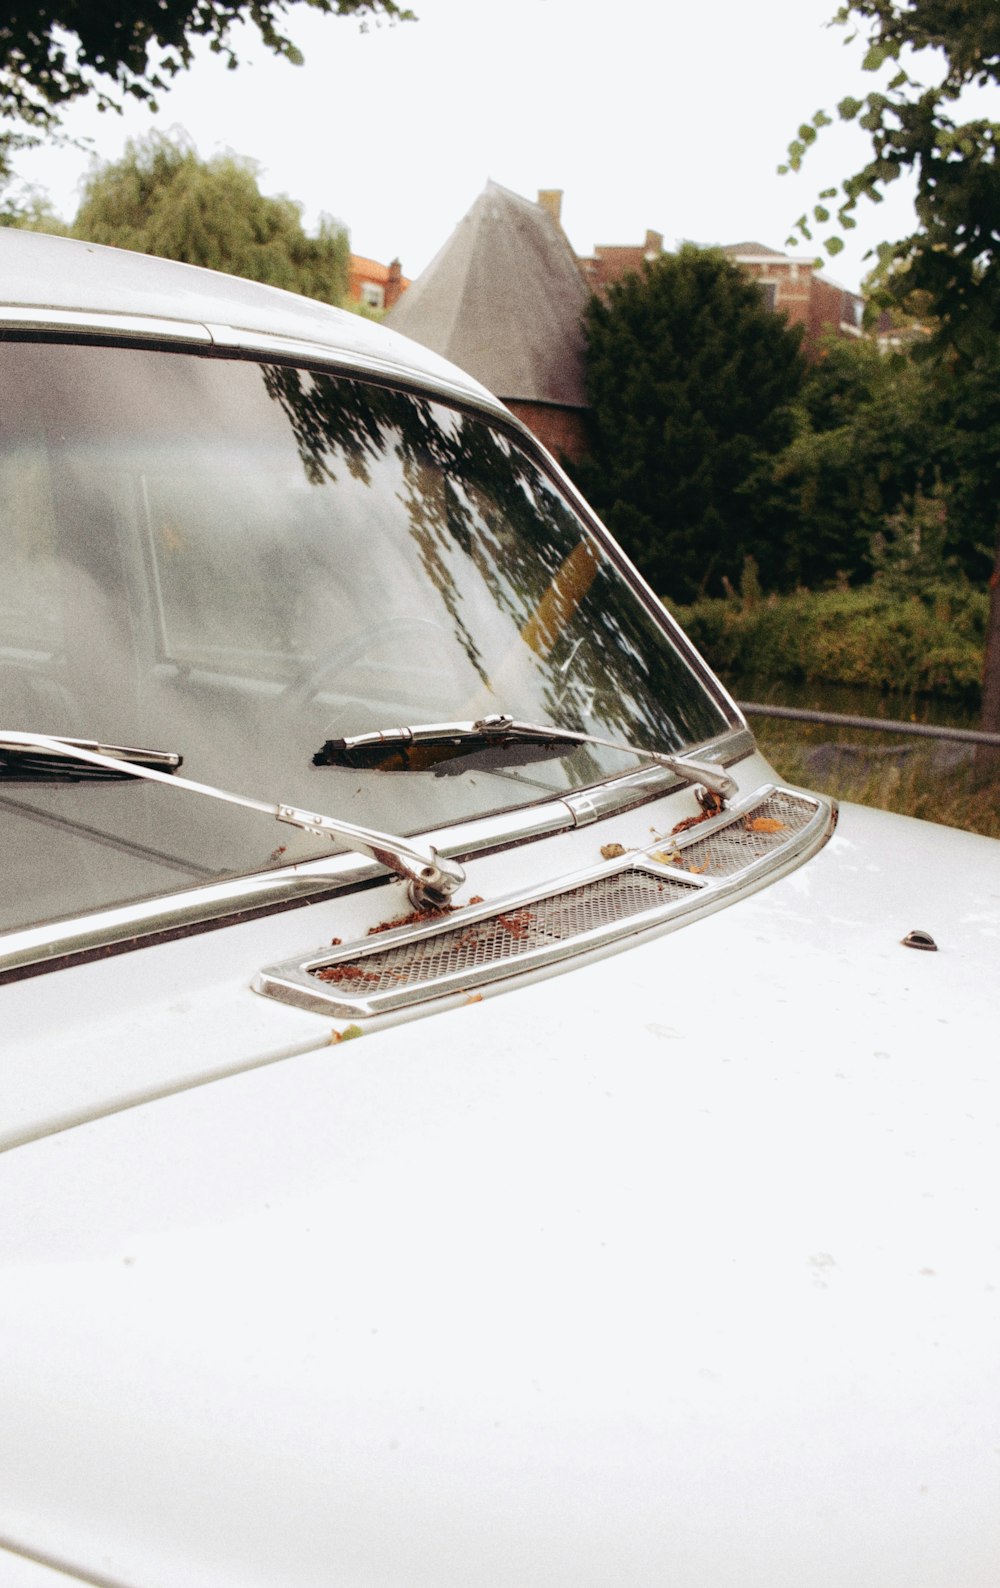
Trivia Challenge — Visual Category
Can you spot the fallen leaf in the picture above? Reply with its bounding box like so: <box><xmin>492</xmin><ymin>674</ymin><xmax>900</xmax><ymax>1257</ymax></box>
<box><xmin>746</xmin><ymin>817</ymin><xmax>786</xmax><ymax>833</ymax></box>
<box><xmin>600</xmin><ymin>842</ymin><xmax>629</xmax><ymax>860</ymax></box>
<box><xmin>649</xmin><ymin>848</ymin><xmax>682</xmax><ymax>866</ymax></box>
<box><xmin>464</xmin><ymin>992</ymin><xmax>483</xmax><ymax>1005</ymax></box>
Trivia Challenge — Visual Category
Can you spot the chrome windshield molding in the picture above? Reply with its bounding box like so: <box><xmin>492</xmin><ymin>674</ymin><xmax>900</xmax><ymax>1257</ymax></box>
<box><xmin>203</xmin><ymin>322</ymin><xmax>505</xmax><ymax>415</ymax></box>
<box><xmin>0</xmin><ymin>311</ymin><xmax>504</xmax><ymax>420</ymax></box>
<box><xmin>0</xmin><ymin>794</ymin><xmax>576</xmax><ymax>981</ymax></box>
<box><xmin>0</xmin><ymin>855</ymin><xmax>381</xmax><ymax>982</ymax></box>
<box><xmin>0</xmin><ymin>305</ymin><xmax>214</xmax><ymax>344</ymax></box>
<box><xmin>563</xmin><ymin>728</ymin><xmax>755</xmax><ymax>826</ymax></box>
<box><xmin>255</xmin><ymin>786</ymin><xmax>838</xmax><ymax>1021</ymax></box>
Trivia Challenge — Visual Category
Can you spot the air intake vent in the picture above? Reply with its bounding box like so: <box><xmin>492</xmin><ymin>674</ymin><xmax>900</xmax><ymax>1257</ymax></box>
<box><xmin>255</xmin><ymin>785</ymin><xmax>835</xmax><ymax>1021</ymax></box>
<box><xmin>315</xmin><ymin>869</ymin><xmax>699</xmax><ymax>999</ymax></box>
<box><xmin>674</xmin><ymin>788</ymin><xmax>817</xmax><ymax>877</ymax></box>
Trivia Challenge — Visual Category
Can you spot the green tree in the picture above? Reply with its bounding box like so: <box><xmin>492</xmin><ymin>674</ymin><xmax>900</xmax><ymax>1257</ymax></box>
<box><xmin>0</xmin><ymin>0</ymin><xmax>412</xmax><ymax>209</ymax></box>
<box><xmin>768</xmin><ymin>336</ymin><xmax>967</xmax><ymax>588</ymax></box>
<box><xmin>783</xmin><ymin>0</ymin><xmax>1000</xmax><ymax>732</ymax></box>
<box><xmin>575</xmin><ymin>247</ymin><xmax>805</xmax><ymax>602</ymax></box>
<box><xmin>0</xmin><ymin>0</ymin><xmax>412</xmax><ymax>135</ymax></box>
<box><xmin>71</xmin><ymin>133</ymin><xmax>349</xmax><ymax>303</ymax></box>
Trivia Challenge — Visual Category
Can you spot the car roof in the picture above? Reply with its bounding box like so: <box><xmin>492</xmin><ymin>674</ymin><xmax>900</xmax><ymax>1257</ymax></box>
<box><xmin>0</xmin><ymin>228</ymin><xmax>504</xmax><ymax>413</ymax></box>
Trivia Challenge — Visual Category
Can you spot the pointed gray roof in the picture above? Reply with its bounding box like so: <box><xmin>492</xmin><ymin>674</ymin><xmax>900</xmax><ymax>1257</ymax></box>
<box><xmin>720</xmin><ymin>241</ymin><xmax>788</xmax><ymax>258</ymax></box>
<box><xmin>385</xmin><ymin>181</ymin><xmax>590</xmax><ymax>408</ymax></box>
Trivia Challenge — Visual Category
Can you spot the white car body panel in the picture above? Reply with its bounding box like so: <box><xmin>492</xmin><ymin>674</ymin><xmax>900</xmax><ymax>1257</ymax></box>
<box><xmin>2</xmin><ymin>804</ymin><xmax>1000</xmax><ymax>1587</ymax></box>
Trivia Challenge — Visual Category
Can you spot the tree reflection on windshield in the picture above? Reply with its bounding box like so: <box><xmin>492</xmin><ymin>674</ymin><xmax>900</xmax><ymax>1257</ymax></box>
<box><xmin>261</xmin><ymin>364</ymin><xmax>728</xmax><ymax>750</ymax></box>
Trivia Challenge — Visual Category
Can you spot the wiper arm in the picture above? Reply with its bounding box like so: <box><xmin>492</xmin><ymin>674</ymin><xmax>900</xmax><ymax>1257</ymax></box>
<box><xmin>0</xmin><ymin>736</ymin><xmax>183</xmax><ymax>781</ymax></box>
<box><xmin>0</xmin><ymin>732</ymin><xmax>465</xmax><ymax>909</ymax></box>
<box><xmin>314</xmin><ymin>713</ymin><xmax>738</xmax><ymax>802</ymax></box>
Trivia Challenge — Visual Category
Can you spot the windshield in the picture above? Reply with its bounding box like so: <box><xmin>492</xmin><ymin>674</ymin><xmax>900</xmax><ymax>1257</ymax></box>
<box><xmin>0</xmin><ymin>340</ymin><xmax>733</xmax><ymax>933</ymax></box>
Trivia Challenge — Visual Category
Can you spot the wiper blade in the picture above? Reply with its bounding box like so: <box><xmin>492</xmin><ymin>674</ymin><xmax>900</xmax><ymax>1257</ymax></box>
<box><xmin>314</xmin><ymin>714</ymin><xmax>738</xmax><ymax>802</ymax></box>
<box><xmin>0</xmin><ymin>732</ymin><xmax>465</xmax><ymax>909</ymax></box>
<box><xmin>0</xmin><ymin>735</ymin><xmax>183</xmax><ymax>781</ymax></box>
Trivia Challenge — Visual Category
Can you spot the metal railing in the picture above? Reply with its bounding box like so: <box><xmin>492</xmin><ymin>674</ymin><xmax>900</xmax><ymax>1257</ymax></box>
<box><xmin>738</xmin><ymin>700</ymin><xmax>1000</xmax><ymax>750</ymax></box>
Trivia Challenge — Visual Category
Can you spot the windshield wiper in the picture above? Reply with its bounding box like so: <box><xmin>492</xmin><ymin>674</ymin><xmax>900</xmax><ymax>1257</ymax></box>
<box><xmin>0</xmin><ymin>736</ymin><xmax>183</xmax><ymax>781</ymax></box>
<box><xmin>314</xmin><ymin>713</ymin><xmax>738</xmax><ymax>802</ymax></box>
<box><xmin>0</xmin><ymin>732</ymin><xmax>465</xmax><ymax>908</ymax></box>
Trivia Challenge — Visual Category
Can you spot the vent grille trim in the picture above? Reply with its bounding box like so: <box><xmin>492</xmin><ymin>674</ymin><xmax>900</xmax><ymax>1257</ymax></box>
<box><xmin>254</xmin><ymin>786</ymin><xmax>835</xmax><ymax>1020</ymax></box>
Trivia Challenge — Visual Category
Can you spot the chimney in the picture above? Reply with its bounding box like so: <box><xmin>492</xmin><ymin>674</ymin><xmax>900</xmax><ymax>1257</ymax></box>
<box><xmin>537</xmin><ymin>189</ymin><xmax>563</xmax><ymax>227</ymax></box>
<box><xmin>385</xmin><ymin>257</ymin><xmax>403</xmax><ymax>309</ymax></box>
<box><xmin>644</xmin><ymin>229</ymin><xmax>664</xmax><ymax>260</ymax></box>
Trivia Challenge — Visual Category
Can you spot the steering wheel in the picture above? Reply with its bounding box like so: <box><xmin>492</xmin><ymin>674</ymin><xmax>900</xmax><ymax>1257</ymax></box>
<box><xmin>283</xmin><ymin>616</ymin><xmax>449</xmax><ymax>705</ymax></box>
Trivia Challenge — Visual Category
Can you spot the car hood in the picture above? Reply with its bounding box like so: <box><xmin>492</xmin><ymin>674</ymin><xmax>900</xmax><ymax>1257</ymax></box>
<box><xmin>1</xmin><ymin>801</ymin><xmax>998</xmax><ymax>1587</ymax></box>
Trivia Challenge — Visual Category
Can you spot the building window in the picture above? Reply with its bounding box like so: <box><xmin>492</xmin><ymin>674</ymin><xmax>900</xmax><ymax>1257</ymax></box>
<box><xmin>759</xmin><ymin>281</ymin><xmax>777</xmax><ymax>311</ymax></box>
<box><xmin>360</xmin><ymin>282</ymin><xmax>385</xmax><ymax>310</ymax></box>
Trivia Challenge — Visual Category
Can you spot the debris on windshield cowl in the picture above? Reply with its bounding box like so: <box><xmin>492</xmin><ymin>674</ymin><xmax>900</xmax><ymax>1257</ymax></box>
<box><xmin>671</xmin><ymin>789</ymin><xmax>727</xmax><ymax>835</ymax></box>
<box><xmin>746</xmin><ymin>816</ymin><xmax>786</xmax><ymax>834</ymax></box>
<box><xmin>330</xmin><ymin>1024</ymin><xmax>364</xmax><ymax>1044</ymax></box>
<box><xmin>366</xmin><ymin>896</ymin><xmax>485</xmax><ymax>937</ymax></box>
<box><xmin>649</xmin><ymin>847</ymin><xmax>682</xmax><ymax>867</ymax></box>
<box><xmin>600</xmin><ymin>842</ymin><xmax>630</xmax><ymax>860</ymax></box>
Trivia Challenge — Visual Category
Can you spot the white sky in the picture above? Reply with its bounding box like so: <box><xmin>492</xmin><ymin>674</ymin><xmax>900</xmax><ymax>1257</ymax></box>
<box><xmin>11</xmin><ymin>0</ymin><xmax>955</xmax><ymax>293</ymax></box>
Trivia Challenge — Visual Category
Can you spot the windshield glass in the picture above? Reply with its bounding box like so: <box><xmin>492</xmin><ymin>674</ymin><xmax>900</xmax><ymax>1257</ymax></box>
<box><xmin>0</xmin><ymin>340</ymin><xmax>733</xmax><ymax>933</ymax></box>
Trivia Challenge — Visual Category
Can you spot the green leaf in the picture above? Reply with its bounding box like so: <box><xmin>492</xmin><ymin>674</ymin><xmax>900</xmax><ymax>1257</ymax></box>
<box><xmin>814</xmin><ymin>205</ymin><xmax>830</xmax><ymax>223</ymax></box>
<box><xmin>838</xmin><ymin>96</ymin><xmax>863</xmax><ymax>120</ymax></box>
<box><xmin>824</xmin><ymin>237</ymin><xmax>845</xmax><ymax>256</ymax></box>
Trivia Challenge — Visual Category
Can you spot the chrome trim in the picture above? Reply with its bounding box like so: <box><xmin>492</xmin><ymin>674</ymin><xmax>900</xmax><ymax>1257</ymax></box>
<box><xmin>203</xmin><ymin>322</ymin><xmax>500</xmax><ymax>415</ymax></box>
<box><xmin>255</xmin><ymin>786</ymin><xmax>837</xmax><ymax>1020</ymax></box>
<box><xmin>563</xmin><ymin>729</ymin><xmax>755</xmax><ymax>825</ymax></box>
<box><xmin>0</xmin><ymin>305</ymin><xmax>214</xmax><ymax>344</ymax></box>
<box><xmin>0</xmin><ymin>307</ymin><xmax>509</xmax><ymax>421</ymax></box>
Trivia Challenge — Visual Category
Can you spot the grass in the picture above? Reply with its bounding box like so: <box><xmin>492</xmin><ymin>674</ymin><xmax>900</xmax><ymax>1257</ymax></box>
<box><xmin>661</xmin><ymin>582</ymin><xmax>999</xmax><ymax>839</ymax></box>
<box><xmin>752</xmin><ymin>718</ymin><xmax>1000</xmax><ymax>841</ymax></box>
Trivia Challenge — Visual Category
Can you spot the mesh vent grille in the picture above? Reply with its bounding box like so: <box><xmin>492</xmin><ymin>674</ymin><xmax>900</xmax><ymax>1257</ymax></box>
<box><xmin>315</xmin><ymin>869</ymin><xmax>696</xmax><ymax>995</ymax></box>
<box><xmin>256</xmin><ymin>786</ymin><xmax>831</xmax><ymax>1017</ymax></box>
<box><xmin>674</xmin><ymin>790</ymin><xmax>816</xmax><ymax>878</ymax></box>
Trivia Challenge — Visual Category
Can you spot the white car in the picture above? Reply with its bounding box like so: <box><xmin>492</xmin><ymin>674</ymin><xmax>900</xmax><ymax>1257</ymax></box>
<box><xmin>1</xmin><ymin>229</ymin><xmax>998</xmax><ymax>1588</ymax></box>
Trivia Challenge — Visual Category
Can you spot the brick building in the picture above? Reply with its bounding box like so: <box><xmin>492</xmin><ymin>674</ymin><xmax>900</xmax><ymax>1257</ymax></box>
<box><xmin>347</xmin><ymin>255</ymin><xmax>409</xmax><ymax>313</ymax></box>
<box><xmin>720</xmin><ymin>242</ymin><xmax>863</xmax><ymax>351</ymax></box>
<box><xmin>577</xmin><ymin>229</ymin><xmax>665</xmax><ymax>292</ymax></box>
